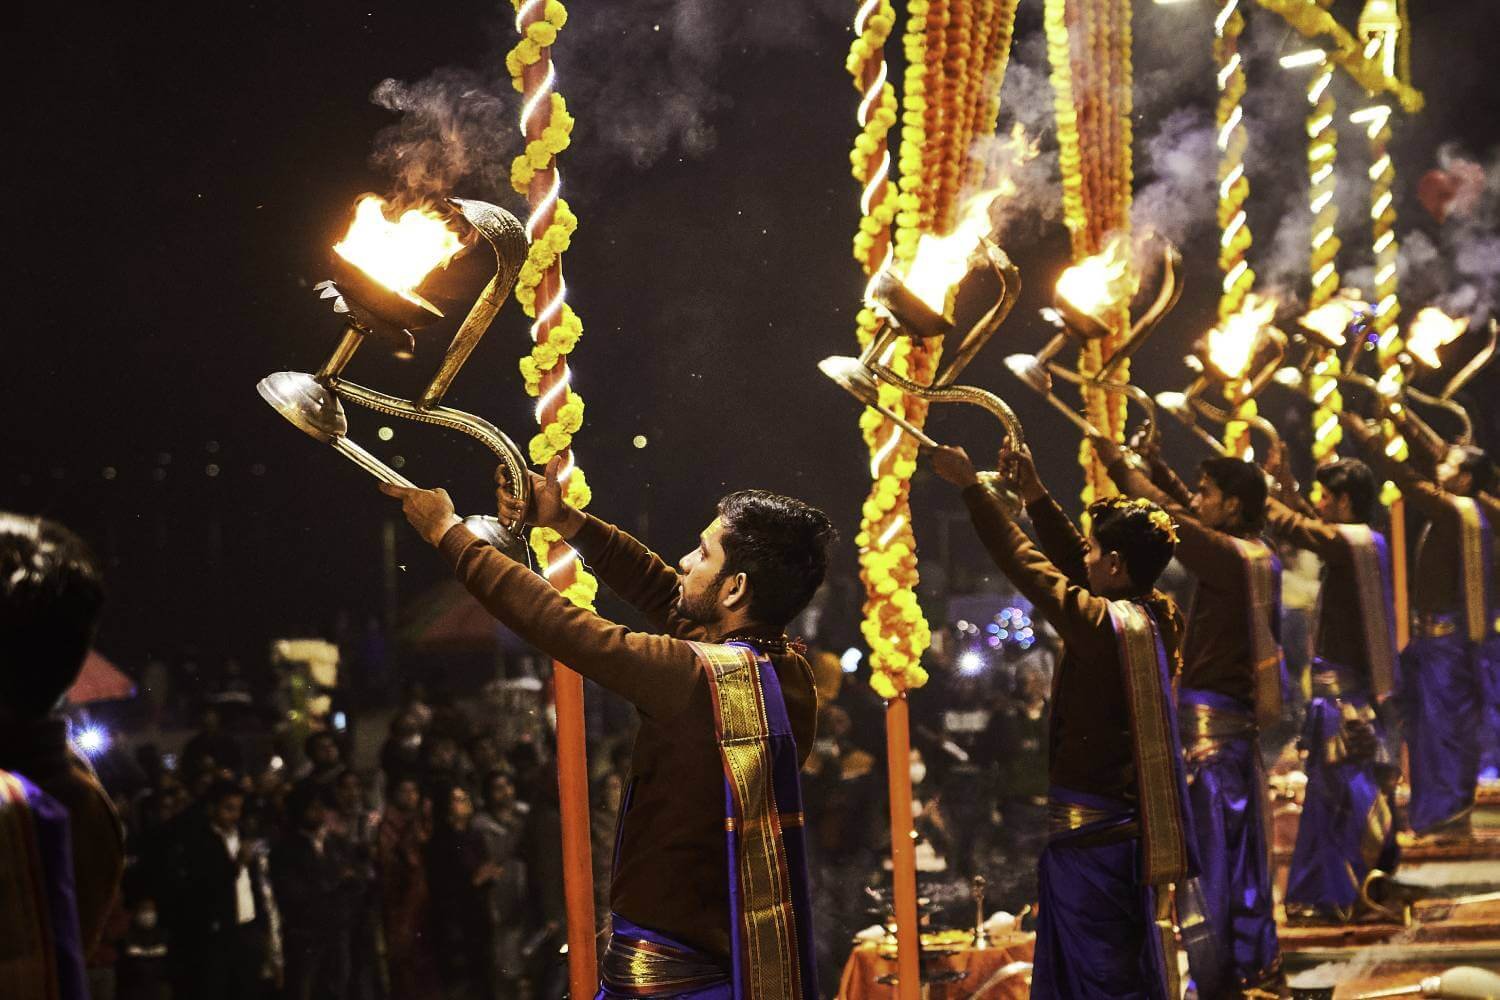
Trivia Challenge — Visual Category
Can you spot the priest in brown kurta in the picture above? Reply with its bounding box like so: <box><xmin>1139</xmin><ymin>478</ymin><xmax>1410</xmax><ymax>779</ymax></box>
<box><xmin>1089</xmin><ymin>436</ymin><xmax>1284</xmax><ymax>996</ymax></box>
<box><xmin>384</xmin><ymin>460</ymin><xmax>831</xmax><ymax>998</ymax></box>
<box><xmin>929</xmin><ymin>444</ymin><xmax>1192</xmax><ymax>1000</ymax></box>
<box><xmin>1260</xmin><ymin>453</ymin><xmax>1399</xmax><ymax>919</ymax></box>
<box><xmin>1341</xmin><ymin>410</ymin><xmax>1495</xmax><ymax>836</ymax></box>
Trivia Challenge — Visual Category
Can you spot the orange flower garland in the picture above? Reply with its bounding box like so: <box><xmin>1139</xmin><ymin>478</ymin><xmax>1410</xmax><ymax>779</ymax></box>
<box><xmin>1213</xmin><ymin>0</ymin><xmax>1256</xmax><ymax>459</ymax></box>
<box><xmin>1044</xmin><ymin>0</ymin><xmax>1134</xmax><ymax>504</ymax></box>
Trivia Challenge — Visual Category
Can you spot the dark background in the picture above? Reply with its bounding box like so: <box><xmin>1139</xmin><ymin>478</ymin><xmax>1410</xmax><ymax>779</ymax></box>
<box><xmin>6</xmin><ymin>0</ymin><xmax>1499</xmax><ymax>670</ymax></box>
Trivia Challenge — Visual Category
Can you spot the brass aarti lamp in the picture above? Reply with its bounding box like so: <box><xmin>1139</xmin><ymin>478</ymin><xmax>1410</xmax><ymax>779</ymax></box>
<box><xmin>257</xmin><ymin>196</ymin><xmax>533</xmax><ymax>557</ymax></box>
<box><xmin>1003</xmin><ymin>233</ymin><xmax>1182</xmax><ymax>440</ymax></box>
<box><xmin>1155</xmin><ymin>295</ymin><xmax>1287</xmax><ymax>456</ymax></box>
<box><xmin>820</xmin><ymin>218</ymin><xmax>1028</xmax><ymax>506</ymax></box>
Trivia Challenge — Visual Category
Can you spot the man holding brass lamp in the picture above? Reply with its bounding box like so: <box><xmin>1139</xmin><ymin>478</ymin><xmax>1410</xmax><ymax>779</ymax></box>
<box><xmin>1091</xmin><ymin>435</ymin><xmax>1286</xmax><ymax>997</ymax></box>
<box><xmin>929</xmin><ymin>442</ymin><xmax>1193</xmax><ymax>1000</ymax></box>
<box><xmin>383</xmin><ymin>457</ymin><xmax>831</xmax><ymax>1000</ymax></box>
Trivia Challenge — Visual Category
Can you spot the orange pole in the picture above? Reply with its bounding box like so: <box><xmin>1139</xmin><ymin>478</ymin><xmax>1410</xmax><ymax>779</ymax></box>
<box><xmin>1391</xmin><ymin>497</ymin><xmax>1409</xmax><ymax>650</ymax></box>
<box><xmin>553</xmin><ymin>661</ymin><xmax>598</xmax><ymax>997</ymax></box>
<box><xmin>883</xmin><ymin>695</ymin><xmax>921</xmax><ymax>1000</ymax></box>
<box><xmin>1390</xmin><ymin>496</ymin><xmax>1411</xmax><ymax>787</ymax></box>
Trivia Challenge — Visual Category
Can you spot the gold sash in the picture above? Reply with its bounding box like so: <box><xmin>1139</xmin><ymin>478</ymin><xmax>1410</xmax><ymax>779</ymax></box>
<box><xmin>0</xmin><ymin>771</ymin><xmax>60</xmax><ymax>1000</ymax></box>
<box><xmin>1335</xmin><ymin>524</ymin><xmax>1397</xmax><ymax>697</ymax></box>
<box><xmin>1231</xmin><ymin>537</ymin><xmax>1283</xmax><ymax>727</ymax></box>
<box><xmin>1108</xmin><ymin>601</ymin><xmax>1189</xmax><ymax>884</ymax></box>
<box><xmin>1452</xmin><ymin>496</ymin><xmax>1488</xmax><ymax>643</ymax></box>
<box><xmin>691</xmin><ymin>642</ymin><xmax>804</xmax><ymax>1000</ymax></box>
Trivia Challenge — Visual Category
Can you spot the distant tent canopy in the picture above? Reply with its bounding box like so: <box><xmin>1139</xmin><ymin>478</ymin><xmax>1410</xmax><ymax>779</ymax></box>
<box><xmin>66</xmin><ymin>649</ymin><xmax>136</xmax><ymax>704</ymax></box>
<box><xmin>399</xmin><ymin>579</ymin><xmax>531</xmax><ymax>654</ymax></box>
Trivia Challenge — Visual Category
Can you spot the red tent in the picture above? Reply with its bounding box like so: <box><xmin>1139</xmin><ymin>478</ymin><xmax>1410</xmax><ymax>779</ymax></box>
<box><xmin>66</xmin><ymin>649</ymin><xmax>136</xmax><ymax>704</ymax></box>
<box><xmin>399</xmin><ymin>580</ymin><xmax>527</xmax><ymax>653</ymax></box>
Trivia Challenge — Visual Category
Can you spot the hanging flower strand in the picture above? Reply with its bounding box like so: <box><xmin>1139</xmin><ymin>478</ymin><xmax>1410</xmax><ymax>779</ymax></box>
<box><xmin>508</xmin><ymin>0</ymin><xmax>597</xmax><ymax>611</ymax></box>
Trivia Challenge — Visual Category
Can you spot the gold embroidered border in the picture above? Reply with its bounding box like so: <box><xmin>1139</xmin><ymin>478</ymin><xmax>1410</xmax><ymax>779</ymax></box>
<box><xmin>1453</xmin><ymin>497</ymin><xmax>1488</xmax><ymax>643</ymax></box>
<box><xmin>0</xmin><ymin>771</ymin><xmax>59</xmax><ymax>1000</ymax></box>
<box><xmin>1336</xmin><ymin>524</ymin><xmax>1396</xmax><ymax>696</ymax></box>
<box><xmin>1232</xmin><ymin>537</ymin><xmax>1283</xmax><ymax>726</ymax></box>
<box><xmin>1108</xmin><ymin>601</ymin><xmax>1188</xmax><ymax>884</ymax></box>
<box><xmin>692</xmin><ymin>642</ymin><xmax>803</xmax><ymax>1000</ymax></box>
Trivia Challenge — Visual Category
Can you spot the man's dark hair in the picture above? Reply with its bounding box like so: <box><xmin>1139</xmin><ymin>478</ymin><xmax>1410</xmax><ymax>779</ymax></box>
<box><xmin>716</xmin><ymin>491</ymin><xmax>837</xmax><ymax>630</ymax></box>
<box><xmin>0</xmin><ymin>513</ymin><xmax>104</xmax><ymax>720</ymax></box>
<box><xmin>1199</xmin><ymin>456</ymin><xmax>1268</xmax><ymax>532</ymax></box>
<box><xmin>1315</xmin><ymin>458</ymin><xmax>1378</xmax><ymax>523</ymax></box>
<box><xmin>1453</xmin><ymin>445</ymin><xmax>1496</xmax><ymax>496</ymax></box>
<box><xmin>1087</xmin><ymin>496</ymin><xmax>1177</xmax><ymax>593</ymax></box>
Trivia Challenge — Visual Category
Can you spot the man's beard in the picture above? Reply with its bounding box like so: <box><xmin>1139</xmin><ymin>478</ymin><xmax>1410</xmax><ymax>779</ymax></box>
<box><xmin>674</xmin><ymin>578</ymin><xmax>722</xmax><ymax>626</ymax></box>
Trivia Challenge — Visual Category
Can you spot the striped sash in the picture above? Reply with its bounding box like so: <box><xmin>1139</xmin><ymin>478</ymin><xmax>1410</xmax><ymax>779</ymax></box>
<box><xmin>1231</xmin><ymin>537</ymin><xmax>1285</xmax><ymax>727</ymax></box>
<box><xmin>1334</xmin><ymin>524</ymin><xmax>1398</xmax><ymax>696</ymax></box>
<box><xmin>1107</xmin><ymin>601</ymin><xmax>1192</xmax><ymax>885</ymax></box>
<box><xmin>0</xmin><ymin>770</ymin><xmax>87</xmax><ymax>1000</ymax></box>
<box><xmin>1451</xmin><ymin>496</ymin><xmax>1492</xmax><ymax>643</ymax></box>
<box><xmin>691</xmin><ymin>642</ymin><xmax>815</xmax><ymax>1000</ymax></box>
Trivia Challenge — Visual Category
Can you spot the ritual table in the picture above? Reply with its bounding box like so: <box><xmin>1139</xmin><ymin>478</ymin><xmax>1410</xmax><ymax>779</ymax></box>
<box><xmin>837</xmin><ymin>933</ymin><xmax>1036</xmax><ymax>1000</ymax></box>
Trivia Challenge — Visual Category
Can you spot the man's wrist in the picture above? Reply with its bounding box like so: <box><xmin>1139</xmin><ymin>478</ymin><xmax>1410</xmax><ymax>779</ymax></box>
<box><xmin>556</xmin><ymin>507</ymin><xmax>586</xmax><ymax>541</ymax></box>
<box><xmin>427</xmin><ymin>515</ymin><xmax>462</xmax><ymax>547</ymax></box>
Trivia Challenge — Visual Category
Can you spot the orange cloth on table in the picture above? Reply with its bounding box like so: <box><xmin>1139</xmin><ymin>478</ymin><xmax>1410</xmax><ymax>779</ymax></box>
<box><xmin>836</xmin><ymin>936</ymin><xmax>1035</xmax><ymax>1000</ymax></box>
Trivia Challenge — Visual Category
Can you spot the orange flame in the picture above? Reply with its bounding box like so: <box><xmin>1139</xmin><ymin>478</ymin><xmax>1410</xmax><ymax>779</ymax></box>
<box><xmin>1298</xmin><ymin>299</ymin><xmax>1359</xmax><ymax>348</ymax></box>
<box><xmin>1055</xmin><ymin>236</ymin><xmax>1134</xmax><ymax>323</ymax></box>
<box><xmin>333</xmin><ymin>196</ymin><xmax>465</xmax><ymax>301</ymax></box>
<box><xmin>902</xmin><ymin>194</ymin><xmax>997</xmax><ymax>315</ymax></box>
<box><xmin>1405</xmin><ymin>306</ymin><xmax>1468</xmax><ymax>369</ymax></box>
<box><xmin>1205</xmin><ymin>294</ymin><xmax>1277</xmax><ymax>380</ymax></box>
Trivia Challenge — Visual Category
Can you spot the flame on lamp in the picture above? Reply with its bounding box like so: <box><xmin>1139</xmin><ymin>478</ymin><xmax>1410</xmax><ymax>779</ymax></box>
<box><xmin>1055</xmin><ymin>236</ymin><xmax>1134</xmax><ymax>323</ymax></box>
<box><xmin>1298</xmin><ymin>299</ymin><xmax>1359</xmax><ymax>348</ymax></box>
<box><xmin>333</xmin><ymin>196</ymin><xmax>466</xmax><ymax>303</ymax></box>
<box><xmin>1205</xmin><ymin>294</ymin><xmax>1277</xmax><ymax>380</ymax></box>
<box><xmin>901</xmin><ymin>194</ymin><xmax>998</xmax><ymax>315</ymax></box>
<box><xmin>1406</xmin><ymin>307</ymin><xmax>1468</xmax><ymax>369</ymax></box>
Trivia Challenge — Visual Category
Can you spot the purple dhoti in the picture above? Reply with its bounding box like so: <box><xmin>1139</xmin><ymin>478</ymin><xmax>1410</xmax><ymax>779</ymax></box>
<box><xmin>0</xmin><ymin>770</ymin><xmax>88</xmax><ymax>1000</ymax></box>
<box><xmin>1398</xmin><ymin>620</ymin><xmax>1482</xmax><ymax>834</ymax></box>
<box><xmin>1032</xmin><ymin>788</ymin><xmax>1177</xmax><ymax>1000</ymax></box>
<box><xmin>1478</xmin><ymin>631</ymin><xmax>1500</xmax><ymax>779</ymax></box>
<box><xmin>1176</xmin><ymin>689</ymin><xmax>1280</xmax><ymax>995</ymax></box>
<box><xmin>1285</xmin><ymin>662</ymin><xmax>1398</xmax><ymax>919</ymax></box>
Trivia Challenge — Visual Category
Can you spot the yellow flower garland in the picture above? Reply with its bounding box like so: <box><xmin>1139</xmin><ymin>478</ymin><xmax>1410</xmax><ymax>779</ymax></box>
<box><xmin>508</xmin><ymin>0</ymin><xmax>596</xmax><ymax>610</ymax></box>
<box><xmin>1214</xmin><ymin>0</ymin><xmax>1256</xmax><ymax>459</ymax></box>
<box><xmin>1254</xmin><ymin>0</ymin><xmax>1423</xmax><ymax>113</ymax></box>
<box><xmin>1304</xmin><ymin>57</ymin><xmax>1344</xmax><ymax>463</ymax></box>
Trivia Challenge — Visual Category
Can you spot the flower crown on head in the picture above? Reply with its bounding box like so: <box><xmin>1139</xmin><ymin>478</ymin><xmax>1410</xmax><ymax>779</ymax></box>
<box><xmin>1092</xmin><ymin>495</ymin><xmax>1180</xmax><ymax>544</ymax></box>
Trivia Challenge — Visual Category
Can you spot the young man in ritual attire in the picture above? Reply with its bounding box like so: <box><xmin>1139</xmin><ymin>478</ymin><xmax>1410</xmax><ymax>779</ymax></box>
<box><xmin>1091</xmin><ymin>436</ymin><xmax>1285</xmax><ymax>997</ymax></box>
<box><xmin>1260</xmin><ymin>452</ymin><xmax>1400</xmax><ymax>921</ymax></box>
<box><xmin>1342</xmin><ymin>411</ymin><xmax>1496</xmax><ymax>840</ymax></box>
<box><xmin>930</xmin><ymin>444</ymin><xmax>1194</xmax><ymax>1000</ymax></box>
<box><xmin>383</xmin><ymin>456</ymin><xmax>831</xmax><ymax>1000</ymax></box>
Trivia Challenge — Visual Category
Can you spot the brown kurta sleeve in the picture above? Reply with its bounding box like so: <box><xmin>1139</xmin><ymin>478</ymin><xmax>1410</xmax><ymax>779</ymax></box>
<box><xmin>1025</xmin><ymin>494</ymin><xmax>1089</xmax><ymax>586</ymax></box>
<box><xmin>569</xmin><ymin>514</ymin><xmax>706</xmax><ymax>640</ymax></box>
<box><xmin>1148</xmin><ymin>454</ymin><xmax>1196</xmax><ymax>508</ymax></box>
<box><xmin>1264</xmin><ymin>497</ymin><xmax>1349</xmax><ymax>564</ymax></box>
<box><xmin>962</xmin><ymin>486</ymin><xmax>1114</xmax><ymax>667</ymax></box>
<box><xmin>438</xmin><ymin>524</ymin><xmax>702</xmax><ymax>719</ymax></box>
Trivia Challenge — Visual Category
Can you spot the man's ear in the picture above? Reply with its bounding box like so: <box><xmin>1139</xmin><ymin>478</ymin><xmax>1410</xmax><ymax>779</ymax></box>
<box><xmin>722</xmin><ymin>572</ymin><xmax>751</xmax><ymax>611</ymax></box>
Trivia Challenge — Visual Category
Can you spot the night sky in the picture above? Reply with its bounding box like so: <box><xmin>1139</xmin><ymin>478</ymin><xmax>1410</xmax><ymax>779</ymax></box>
<box><xmin>9</xmin><ymin>0</ymin><xmax>1500</xmax><ymax>673</ymax></box>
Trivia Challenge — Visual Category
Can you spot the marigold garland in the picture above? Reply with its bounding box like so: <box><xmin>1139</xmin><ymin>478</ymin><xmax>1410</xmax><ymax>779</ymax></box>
<box><xmin>508</xmin><ymin>0</ymin><xmax>596</xmax><ymax>610</ymax></box>
<box><xmin>1213</xmin><ymin>0</ymin><xmax>1257</xmax><ymax>459</ymax></box>
<box><xmin>1044</xmin><ymin>0</ymin><xmax>1134</xmax><ymax>504</ymax></box>
<box><xmin>1304</xmin><ymin>56</ymin><xmax>1344</xmax><ymax>463</ymax></box>
<box><xmin>1365</xmin><ymin>106</ymin><xmax>1409</xmax><ymax>501</ymax></box>
<box><xmin>1253</xmin><ymin>0</ymin><xmax>1423</xmax><ymax>113</ymax></box>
